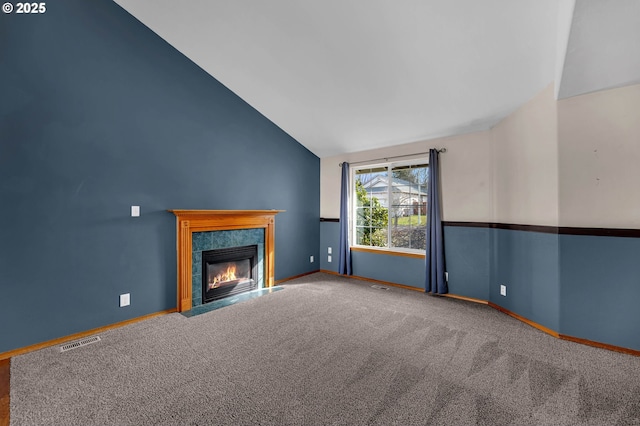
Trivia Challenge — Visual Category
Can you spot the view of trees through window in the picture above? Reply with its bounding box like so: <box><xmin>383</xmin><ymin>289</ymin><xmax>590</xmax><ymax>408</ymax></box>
<box><xmin>354</xmin><ymin>162</ymin><xmax>429</xmax><ymax>251</ymax></box>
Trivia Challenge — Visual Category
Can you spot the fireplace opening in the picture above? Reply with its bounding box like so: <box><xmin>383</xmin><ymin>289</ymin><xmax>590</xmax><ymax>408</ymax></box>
<box><xmin>202</xmin><ymin>245</ymin><xmax>258</xmax><ymax>303</ymax></box>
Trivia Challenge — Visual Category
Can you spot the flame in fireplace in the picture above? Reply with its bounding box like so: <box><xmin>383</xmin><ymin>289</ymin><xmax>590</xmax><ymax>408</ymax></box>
<box><xmin>208</xmin><ymin>264</ymin><xmax>237</xmax><ymax>289</ymax></box>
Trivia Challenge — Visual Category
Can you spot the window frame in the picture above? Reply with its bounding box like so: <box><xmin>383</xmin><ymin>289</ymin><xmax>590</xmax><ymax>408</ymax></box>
<box><xmin>350</xmin><ymin>158</ymin><xmax>429</xmax><ymax>255</ymax></box>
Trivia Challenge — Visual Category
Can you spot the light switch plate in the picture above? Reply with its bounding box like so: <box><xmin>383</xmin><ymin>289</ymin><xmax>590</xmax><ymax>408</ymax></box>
<box><xmin>131</xmin><ymin>206</ymin><xmax>140</xmax><ymax>217</ymax></box>
<box><xmin>120</xmin><ymin>293</ymin><xmax>130</xmax><ymax>307</ymax></box>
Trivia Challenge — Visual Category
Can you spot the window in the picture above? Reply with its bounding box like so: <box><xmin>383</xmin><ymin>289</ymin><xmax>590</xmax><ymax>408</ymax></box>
<box><xmin>353</xmin><ymin>160</ymin><xmax>429</xmax><ymax>252</ymax></box>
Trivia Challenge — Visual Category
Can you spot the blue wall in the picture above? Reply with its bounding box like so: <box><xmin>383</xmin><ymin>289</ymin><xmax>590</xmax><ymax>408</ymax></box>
<box><xmin>320</xmin><ymin>222</ymin><xmax>340</xmax><ymax>273</ymax></box>
<box><xmin>490</xmin><ymin>229</ymin><xmax>560</xmax><ymax>331</ymax></box>
<box><xmin>352</xmin><ymin>251</ymin><xmax>425</xmax><ymax>288</ymax></box>
<box><xmin>560</xmin><ymin>234</ymin><xmax>640</xmax><ymax>351</ymax></box>
<box><xmin>444</xmin><ymin>226</ymin><xmax>491</xmax><ymax>300</ymax></box>
<box><xmin>0</xmin><ymin>0</ymin><xmax>319</xmax><ymax>353</ymax></box>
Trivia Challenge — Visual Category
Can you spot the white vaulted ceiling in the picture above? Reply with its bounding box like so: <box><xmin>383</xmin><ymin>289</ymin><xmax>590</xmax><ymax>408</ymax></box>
<box><xmin>557</xmin><ymin>0</ymin><xmax>640</xmax><ymax>99</ymax></box>
<box><xmin>113</xmin><ymin>0</ymin><xmax>640</xmax><ymax>158</ymax></box>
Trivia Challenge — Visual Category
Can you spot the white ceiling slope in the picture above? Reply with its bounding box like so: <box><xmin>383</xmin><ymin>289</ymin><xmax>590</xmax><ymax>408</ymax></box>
<box><xmin>557</xmin><ymin>0</ymin><xmax>640</xmax><ymax>100</ymax></box>
<box><xmin>113</xmin><ymin>0</ymin><xmax>640</xmax><ymax>158</ymax></box>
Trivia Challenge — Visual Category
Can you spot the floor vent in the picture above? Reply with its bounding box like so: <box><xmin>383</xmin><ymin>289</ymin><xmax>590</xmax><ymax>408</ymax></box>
<box><xmin>371</xmin><ymin>285</ymin><xmax>389</xmax><ymax>290</ymax></box>
<box><xmin>60</xmin><ymin>336</ymin><xmax>101</xmax><ymax>352</ymax></box>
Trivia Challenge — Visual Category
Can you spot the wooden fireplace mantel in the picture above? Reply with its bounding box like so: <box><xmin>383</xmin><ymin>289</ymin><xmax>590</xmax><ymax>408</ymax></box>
<box><xmin>169</xmin><ymin>210</ymin><xmax>284</xmax><ymax>312</ymax></box>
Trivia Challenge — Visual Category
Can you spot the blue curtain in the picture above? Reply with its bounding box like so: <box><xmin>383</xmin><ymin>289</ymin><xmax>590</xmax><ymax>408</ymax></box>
<box><xmin>425</xmin><ymin>149</ymin><xmax>447</xmax><ymax>294</ymax></box>
<box><xmin>338</xmin><ymin>162</ymin><xmax>352</xmax><ymax>275</ymax></box>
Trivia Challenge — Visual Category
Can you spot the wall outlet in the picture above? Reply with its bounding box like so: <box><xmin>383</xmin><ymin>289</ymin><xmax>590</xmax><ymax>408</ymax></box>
<box><xmin>120</xmin><ymin>293</ymin><xmax>130</xmax><ymax>307</ymax></box>
<box><xmin>328</xmin><ymin>255</ymin><xmax>332</xmax><ymax>263</ymax></box>
<box><xmin>500</xmin><ymin>285</ymin><xmax>507</xmax><ymax>297</ymax></box>
<box><xmin>328</xmin><ymin>247</ymin><xmax>332</xmax><ymax>254</ymax></box>
<box><xmin>131</xmin><ymin>206</ymin><xmax>140</xmax><ymax>217</ymax></box>
<box><xmin>310</xmin><ymin>255</ymin><xmax>314</xmax><ymax>263</ymax></box>
<box><xmin>445</xmin><ymin>272</ymin><xmax>449</xmax><ymax>282</ymax></box>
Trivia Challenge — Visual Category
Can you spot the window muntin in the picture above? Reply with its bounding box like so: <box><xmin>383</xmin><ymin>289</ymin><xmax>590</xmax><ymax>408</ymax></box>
<box><xmin>353</xmin><ymin>161</ymin><xmax>429</xmax><ymax>252</ymax></box>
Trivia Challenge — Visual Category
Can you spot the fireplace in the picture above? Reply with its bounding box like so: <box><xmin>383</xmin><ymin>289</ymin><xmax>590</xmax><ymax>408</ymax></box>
<box><xmin>169</xmin><ymin>210</ymin><xmax>282</xmax><ymax>312</ymax></box>
<box><xmin>202</xmin><ymin>245</ymin><xmax>258</xmax><ymax>303</ymax></box>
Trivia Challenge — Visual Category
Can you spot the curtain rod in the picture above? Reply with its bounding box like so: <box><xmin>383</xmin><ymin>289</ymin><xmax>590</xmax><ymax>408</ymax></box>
<box><xmin>338</xmin><ymin>148</ymin><xmax>446</xmax><ymax>167</ymax></box>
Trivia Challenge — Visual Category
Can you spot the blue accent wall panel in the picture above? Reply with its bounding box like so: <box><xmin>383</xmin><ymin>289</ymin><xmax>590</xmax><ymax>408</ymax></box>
<box><xmin>443</xmin><ymin>226</ymin><xmax>490</xmax><ymax>300</ymax></box>
<box><xmin>0</xmin><ymin>0</ymin><xmax>319</xmax><ymax>353</ymax></box>
<box><xmin>560</xmin><ymin>235</ymin><xmax>640</xmax><ymax>351</ymax></box>
<box><xmin>320</xmin><ymin>222</ymin><xmax>340</xmax><ymax>273</ymax></box>
<box><xmin>490</xmin><ymin>229</ymin><xmax>560</xmax><ymax>331</ymax></box>
<box><xmin>352</xmin><ymin>251</ymin><xmax>425</xmax><ymax>289</ymax></box>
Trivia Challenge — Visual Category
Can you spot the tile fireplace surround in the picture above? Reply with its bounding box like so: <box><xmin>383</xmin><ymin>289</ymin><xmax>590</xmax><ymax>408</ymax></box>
<box><xmin>169</xmin><ymin>210</ymin><xmax>283</xmax><ymax>312</ymax></box>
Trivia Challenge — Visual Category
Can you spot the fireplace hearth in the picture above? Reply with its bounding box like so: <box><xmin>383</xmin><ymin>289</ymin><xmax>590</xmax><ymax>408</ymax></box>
<box><xmin>202</xmin><ymin>245</ymin><xmax>258</xmax><ymax>303</ymax></box>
